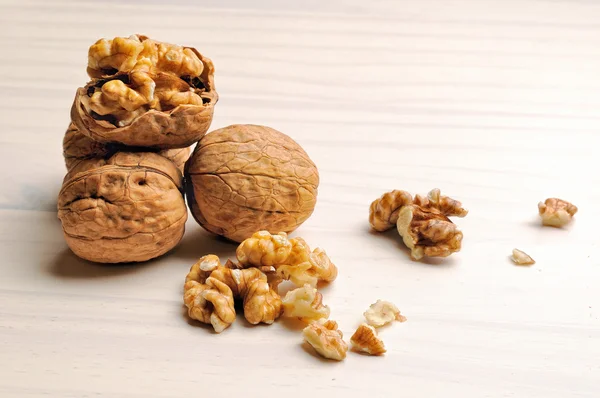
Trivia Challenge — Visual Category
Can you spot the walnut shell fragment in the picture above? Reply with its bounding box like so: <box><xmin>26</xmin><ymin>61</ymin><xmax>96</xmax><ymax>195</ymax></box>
<box><xmin>185</xmin><ymin>124</ymin><xmax>319</xmax><ymax>242</ymax></box>
<box><xmin>57</xmin><ymin>152</ymin><xmax>187</xmax><ymax>263</ymax></box>
<box><xmin>538</xmin><ymin>198</ymin><xmax>578</xmax><ymax>227</ymax></box>
<box><xmin>63</xmin><ymin>122</ymin><xmax>190</xmax><ymax>173</ymax></box>
<box><xmin>71</xmin><ymin>34</ymin><xmax>218</xmax><ymax>149</ymax></box>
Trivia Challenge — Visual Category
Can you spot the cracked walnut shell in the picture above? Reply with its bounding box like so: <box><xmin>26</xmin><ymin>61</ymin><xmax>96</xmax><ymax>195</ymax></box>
<box><xmin>302</xmin><ymin>319</ymin><xmax>348</xmax><ymax>361</ymax></box>
<box><xmin>71</xmin><ymin>34</ymin><xmax>217</xmax><ymax>149</ymax></box>
<box><xmin>57</xmin><ymin>152</ymin><xmax>187</xmax><ymax>263</ymax></box>
<box><xmin>185</xmin><ymin>125</ymin><xmax>319</xmax><ymax>242</ymax></box>
<box><xmin>350</xmin><ymin>323</ymin><xmax>386</xmax><ymax>356</ymax></box>
<box><xmin>63</xmin><ymin>122</ymin><xmax>190</xmax><ymax>173</ymax></box>
<box><xmin>538</xmin><ymin>198</ymin><xmax>578</xmax><ymax>227</ymax></box>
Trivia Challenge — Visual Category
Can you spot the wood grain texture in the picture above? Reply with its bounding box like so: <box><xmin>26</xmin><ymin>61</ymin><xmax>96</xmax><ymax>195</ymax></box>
<box><xmin>1</xmin><ymin>0</ymin><xmax>599</xmax><ymax>396</ymax></box>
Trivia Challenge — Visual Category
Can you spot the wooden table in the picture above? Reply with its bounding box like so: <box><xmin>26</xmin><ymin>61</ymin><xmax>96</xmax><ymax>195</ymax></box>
<box><xmin>1</xmin><ymin>1</ymin><xmax>599</xmax><ymax>396</ymax></box>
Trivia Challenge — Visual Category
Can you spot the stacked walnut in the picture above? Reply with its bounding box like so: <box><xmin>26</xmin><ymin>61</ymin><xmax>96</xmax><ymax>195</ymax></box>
<box><xmin>58</xmin><ymin>34</ymin><xmax>218</xmax><ymax>263</ymax></box>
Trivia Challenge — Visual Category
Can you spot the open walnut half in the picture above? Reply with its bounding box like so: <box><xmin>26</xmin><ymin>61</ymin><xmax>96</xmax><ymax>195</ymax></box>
<box><xmin>71</xmin><ymin>34</ymin><xmax>218</xmax><ymax>149</ymax></box>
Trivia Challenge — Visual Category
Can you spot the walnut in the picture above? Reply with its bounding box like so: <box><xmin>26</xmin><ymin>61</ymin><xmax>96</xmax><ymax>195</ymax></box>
<box><xmin>350</xmin><ymin>323</ymin><xmax>386</xmax><ymax>356</ymax></box>
<box><xmin>57</xmin><ymin>152</ymin><xmax>187</xmax><ymax>263</ymax></box>
<box><xmin>302</xmin><ymin>319</ymin><xmax>348</xmax><ymax>361</ymax></box>
<box><xmin>538</xmin><ymin>198</ymin><xmax>578</xmax><ymax>227</ymax></box>
<box><xmin>413</xmin><ymin>188</ymin><xmax>468</xmax><ymax>218</ymax></box>
<box><xmin>185</xmin><ymin>124</ymin><xmax>319</xmax><ymax>242</ymax></box>
<box><xmin>369</xmin><ymin>189</ymin><xmax>413</xmax><ymax>232</ymax></box>
<box><xmin>396</xmin><ymin>204</ymin><xmax>463</xmax><ymax>260</ymax></box>
<box><xmin>184</xmin><ymin>256</ymin><xmax>236</xmax><ymax>333</ymax></box>
<box><xmin>183</xmin><ymin>255</ymin><xmax>282</xmax><ymax>329</ymax></box>
<box><xmin>71</xmin><ymin>34</ymin><xmax>217</xmax><ymax>149</ymax></box>
<box><xmin>511</xmin><ymin>249</ymin><xmax>535</xmax><ymax>266</ymax></box>
<box><xmin>234</xmin><ymin>231</ymin><xmax>338</xmax><ymax>288</ymax></box>
<box><xmin>282</xmin><ymin>284</ymin><xmax>330</xmax><ymax>322</ymax></box>
<box><xmin>63</xmin><ymin>122</ymin><xmax>190</xmax><ymax>173</ymax></box>
<box><xmin>370</xmin><ymin>188</ymin><xmax>466</xmax><ymax>260</ymax></box>
<box><xmin>235</xmin><ymin>231</ymin><xmax>293</xmax><ymax>267</ymax></box>
<box><xmin>363</xmin><ymin>300</ymin><xmax>406</xmax><ymax>327</ymax></box>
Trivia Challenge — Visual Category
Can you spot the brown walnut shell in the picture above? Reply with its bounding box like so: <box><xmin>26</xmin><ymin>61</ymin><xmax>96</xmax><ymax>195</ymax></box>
<box><xmin>63</xmin><ymin>122</ymin><xmax>190</xmax><ymax>173</ymax></box>
<box><xmin>70</xmin><ymin>48</ymin><xmax>217</xmax><ymax>149</ymax></box>
<box><xmin>185</xmin><ymin>124</ymin><xmax>319</xmax><ymax>243</ymax></box>
<box><xmin>58</xmin><ymin>152</ymin><xmax>187</xmax><ymax>263</ymax></box>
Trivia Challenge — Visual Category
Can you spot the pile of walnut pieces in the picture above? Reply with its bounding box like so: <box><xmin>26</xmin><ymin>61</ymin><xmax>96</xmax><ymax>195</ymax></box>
<box><xmin>183</xmin><ymin>231</ymin><xmax>406</xmax><ymax>361</ymax></box>
<box><xmin>58</xmin><ymin>34</ymin><xmax>217</xmax><ymax>263</ymax></box>
<box><xmin>369</xmin><ymin>188</ymin><xmax>468</xmax><ymax>261</ymax></box>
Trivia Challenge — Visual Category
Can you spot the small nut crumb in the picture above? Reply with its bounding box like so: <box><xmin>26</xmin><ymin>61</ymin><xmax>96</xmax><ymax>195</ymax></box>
<box><xmin>364</xmin><ymin>300</ymin><xmax>406</xmax><ymax>327</ymax></box>
<box><xmin>282</xmin><ymin>284</ymin><xmax>330</xmax><ymax>322</ymax></box>
<box><xmin>538</xmin><ymin>198</ymin><xmax>578</xmax><ymax>227</ymax></box>
<box><xmin>511</xmin><ymin>249</ymin><xmax>535</xmax><ymax>266</ymax></box>
<box><xmin>302</xmin><ymin>319</ymin><xmax>348</xmax><ymax>361</ymax></box>
<box><xmin>350</xmin><ymin>323</ymin><xmax>386</xmax><ymax>356</ymax></box>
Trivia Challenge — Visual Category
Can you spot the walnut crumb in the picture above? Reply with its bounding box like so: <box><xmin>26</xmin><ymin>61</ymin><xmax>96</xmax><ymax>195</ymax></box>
<box><xmin>511</xmin><ymin>249</ymin><xmax>535</xmax><ymax>266</ymax></box>
<box><xmin>350</xmin><ymin>323</ymin><xmax>386</xmax><ymax>356</ymax></box>
<box><xmin>302</xmin><ymin>319</ymin><xmax>348</xmax><ymax>361</ymax></box>
<box><xmin>538</xmin><ymin>198</ymin><xmax>578</xmax><ymax>227</ymax></box>
<box><xmin>364</xmin><ymin>300</ymin><xmax>406</xmax><ymax>327</ymax></box>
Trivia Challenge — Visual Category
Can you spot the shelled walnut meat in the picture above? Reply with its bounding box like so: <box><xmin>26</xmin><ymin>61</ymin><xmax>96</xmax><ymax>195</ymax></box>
<box><xmin>71</xmin><ymin>34</ymin><xmax>218</xmax><ymax>148</ymax></box>
<box><xmin>63</xmin><ymin>122</ymin><xmax>190</xmax><ymax>173</ymax></box>
<box><xmin>369</xmin><ymin>188</ymin><xmax>468</xmax><ymax>260</ymax></box>
<box><xmin>185</xmin><ymin>125</ymin><xmax>319</xmax><ymax>242</ymax></box>
<box><xmin>57</xmin><ymin>152</ymin><xmax>187</xmax><ymax>263</ymax></box>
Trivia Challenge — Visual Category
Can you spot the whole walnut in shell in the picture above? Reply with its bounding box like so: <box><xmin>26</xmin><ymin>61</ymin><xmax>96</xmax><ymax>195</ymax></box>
<box><xmin>71</xmin><ymin>34</ymin><xmax>218</xmax><ymax>149</ymax></box>
<box><xmin>63</xmin><ymin>122</ymin><xmax>190</xmax><ymax>173</ymax></box>
<box><xmin>57</xmin><ymin>152</ymin><xmax>187</xmax><ymax>263</ymax></box>
<box><xmin>185</xmin><ymin>124</ymin><xmax>319</xmax><ymax>242</ymax></box>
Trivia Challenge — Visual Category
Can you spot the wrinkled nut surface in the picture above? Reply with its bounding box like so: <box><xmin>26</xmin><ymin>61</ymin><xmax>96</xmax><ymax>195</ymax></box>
<box><xmin>282</xmin><ymin>284</ymin><xmax>330</xmax><ymax>322</ymax></box>
<box><xmin>364</xmin><ymin>300</ymin><xmax>406</xmax><ymax>327</ymax></box>
<box><xmin>397</xmin><ymin>204</ymin><xmax>463</xmax><ymax>260</ymax></box>
<box><xmin>185</xmin><ymin>125</ymin><xmax>319</xmax><ymax>243</ymax></box>
<box><xmin>350</xmin><ymin>323</ymin><xmax>386</xmax><ymax>356</ymax></box>
<box><xmin>511</xmin><ymin>249</ymin><xmax>535</xmax><ymax>266</ymax></box>
<box><xmin>57</xmin><ymin>152</ymin><xmax>187</xmax><ymax>263</ymax></box>
<box><xmin>184</xmin><ymin>256</ymin><xmax>236</xmax><ymax>333</ymax></box>
<box><xmin>302</xmin><ymin>319</ymin><xmax>348</xmax><ymax>361</ymax></box>
<box><xmin>369</xmin><ymin>190</ymin><xmax>413</xmax><ymax>232</ymax></box>
<box><xmin>234</xmin><ymin>231</ymin><xmax>338</xmax><ymax>288</ymax></box>
<box><xmin>183</xmin><ymin>255</ymin><xmax>282</xmax><ymax>331</ymax></box>
<box><xmin>236</xmin><ymin>231</ymin><xmax>293</xmax><ymax>267</ymax></box>
<box><xmin>71</xmin><ymin>34</ymin><xmax>218</xmax><ymax>148</ymax></box>
<box><xmin>370</xmin><ymin>188</ymin><xmax>466</xmax><ymax>260</ymax></box>
<box><xmin>63</xmin><ymin>122</ymin><xmax>190</xmax><ymax>173</ymax></box>
<box><xmin>538</xmin><ymin>198</ymin><xmax>578</xmax><ymax>227</ymax></box>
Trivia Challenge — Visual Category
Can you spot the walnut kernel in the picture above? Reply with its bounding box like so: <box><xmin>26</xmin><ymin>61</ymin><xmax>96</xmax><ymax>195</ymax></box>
<box><xmin>369</xmin><ymin>190</ymin><xmax>413</xmax><ymax>232</ymax></box>
<box><xmin>511</xmin><ymin>249</ymin><xmax>535</xmax><ymax>266</ymax></box>
<box><xmin>350</xmin><ymin>323</ymin><xmax>386</xmax><ymax>356</ymax></box>
<box><xmin>396</xmin><ymin>204</ymin><xmax>463</xmax><ymax>260</ymax></box>
<box><xmin>538</xmin><ymin>198</ymin><xmax>578</xmax><ymax>227</ymax></box>
<box><xmin>302</xmin><ymin>319</ymin><xmax>348</xmax><ymax>361</ymax></box>
<box><xmin>364</xmin><ymin>300</ymin><xmax>406</xmax><ymax>327</ymax></box>
<box><xmin>236</xmin><ymin>231</ymin><xmax>293</xmax><ymax>267</ymax></box>
<box><xmin>282</xmin><ymin>284</ymin><xmax>330</xmax><ymax>322</ymax></box>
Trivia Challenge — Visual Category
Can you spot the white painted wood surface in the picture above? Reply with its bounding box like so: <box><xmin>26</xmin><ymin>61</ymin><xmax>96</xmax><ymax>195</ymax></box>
<box><xmin>1</xmin><ymin>0</ymin><xmax>599</xmax><ymax>396</ymax></box>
